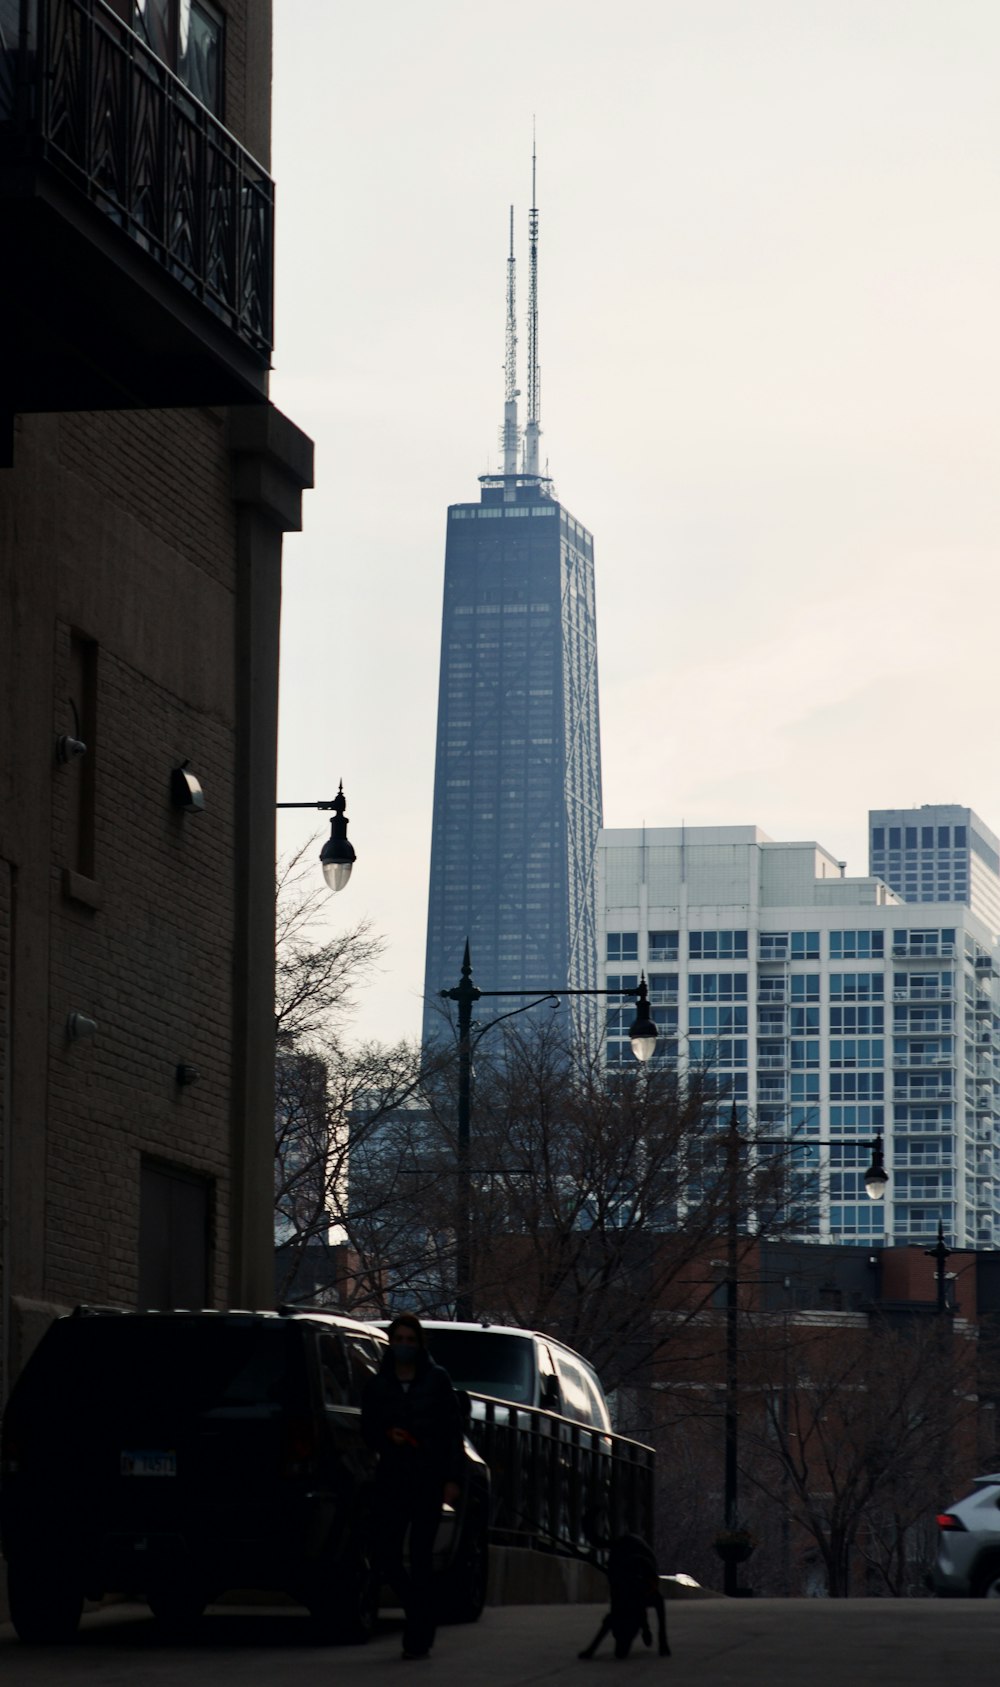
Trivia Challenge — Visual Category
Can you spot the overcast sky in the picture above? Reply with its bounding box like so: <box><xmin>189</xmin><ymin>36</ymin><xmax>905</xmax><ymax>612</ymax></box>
<box><xmin>270</xmin><ymin>0</ymin><xmax>1000</xmax><ymax>1047</ymax></box>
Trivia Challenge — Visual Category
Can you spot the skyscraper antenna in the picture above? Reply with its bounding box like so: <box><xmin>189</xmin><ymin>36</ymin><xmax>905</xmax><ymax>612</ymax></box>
<box><xmin>523</xmin><ymin>129</ymin><xmax>541</xmax><ymax>477</ymax></box>
<box><xmin>502</xmin><ymin>205</ymin><xmax>519</xmax><ymax>476</ymax></box>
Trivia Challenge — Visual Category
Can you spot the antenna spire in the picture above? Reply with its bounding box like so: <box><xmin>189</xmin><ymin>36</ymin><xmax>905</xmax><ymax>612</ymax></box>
<box><xmin>502</xmin><ymin>205</ymin><xmax>519</xmax><ymax>475</ymax></box>
<box><xmin>523</xmin><ymin>129</ymin><xmax>541</xmax><ymax>477</ymax></box>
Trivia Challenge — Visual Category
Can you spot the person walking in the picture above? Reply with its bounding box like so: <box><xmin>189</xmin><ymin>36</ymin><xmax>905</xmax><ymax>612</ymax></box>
<box><xmin>362</xmin><ymin>1313</ymin><xmax>465</xmax><ymax>1660</ymax></box>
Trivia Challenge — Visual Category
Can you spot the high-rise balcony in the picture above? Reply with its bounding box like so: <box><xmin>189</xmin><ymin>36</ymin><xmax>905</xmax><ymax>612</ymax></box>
<box><xmin>0</xmin><ymin>0</ymin><xmax>272</xmax><ymax>416</ymax></box>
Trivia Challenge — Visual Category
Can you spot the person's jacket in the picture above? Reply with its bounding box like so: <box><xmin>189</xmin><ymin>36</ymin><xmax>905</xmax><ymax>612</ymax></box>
<box><xmin>361</xmin><ymin>1349</ymin><xmax>465</xmax><ymax>1487</ymax></box>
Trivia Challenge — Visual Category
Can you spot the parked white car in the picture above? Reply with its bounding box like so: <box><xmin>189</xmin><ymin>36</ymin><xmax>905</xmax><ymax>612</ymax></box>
<box><xmin>933</xmin><ymin>1475</ymin><xmax>1000</xmax><ymax>1597</ymax></box>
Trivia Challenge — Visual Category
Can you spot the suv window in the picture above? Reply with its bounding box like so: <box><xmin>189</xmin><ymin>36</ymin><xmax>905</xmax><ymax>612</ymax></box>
<box><xmin>316</xmin><ymin>1332</ymin><xmax>350</xmax><ymax>1407</ymax></box>
<box><xmin>342</xmin><ymin>1334</ymin><xmax>380</xmax><ymax>1402</ymax></box>
<box><xmin>16</xmin><ymin>1317</ymin><xmax>307</xmax><ymax>1423</ymax></box>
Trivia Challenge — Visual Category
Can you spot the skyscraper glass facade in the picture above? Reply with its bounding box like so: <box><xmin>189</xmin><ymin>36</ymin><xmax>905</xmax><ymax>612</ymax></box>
<box><xmin>423</xmin><ymin>476</ymin><xmax>602</xmax><ymax>1039</ymax></box>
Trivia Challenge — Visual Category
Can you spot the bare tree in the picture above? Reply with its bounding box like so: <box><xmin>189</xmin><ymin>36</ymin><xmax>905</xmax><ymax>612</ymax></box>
<box><xmin>737</xmin><ymin>1312</ymin><xmax>982</xmax><ymax>1596</ymax></box>
<box><xmin>273</xmin><ymin>843</ymin><xmax>427</xmax><ymax>1305</ymax></box>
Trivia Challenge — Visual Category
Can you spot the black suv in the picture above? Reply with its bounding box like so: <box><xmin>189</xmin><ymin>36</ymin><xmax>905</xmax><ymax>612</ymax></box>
<box><xmin>0</xmin><ymin>1306</ymin><xmax>490</xmax><ymax>1643</ymax></box>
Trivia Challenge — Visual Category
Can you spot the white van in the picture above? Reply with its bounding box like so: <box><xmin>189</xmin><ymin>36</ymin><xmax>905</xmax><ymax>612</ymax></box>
<box><xmin>416</xmin><ymin>1321</ymin><xmax>612</xmax><ymax>1431</ymax></box>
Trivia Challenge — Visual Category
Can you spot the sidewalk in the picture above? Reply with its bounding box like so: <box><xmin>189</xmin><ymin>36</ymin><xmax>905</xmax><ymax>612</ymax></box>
<box><xmin>2</xmin><ymin>1596</ymin><xmax>1000</xmax><ymax>1685</ymax></box>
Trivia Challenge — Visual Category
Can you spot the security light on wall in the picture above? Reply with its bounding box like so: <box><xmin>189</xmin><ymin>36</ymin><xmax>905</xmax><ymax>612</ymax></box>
<box><xmin>171</xmin><ymin>761</ymin><xmax>205</xmax><ymax>812</ymax></box>
<box><xmin>56</xmin><ymin>698</ymin><xmax>87</xmax><ymax>763</ymax></box>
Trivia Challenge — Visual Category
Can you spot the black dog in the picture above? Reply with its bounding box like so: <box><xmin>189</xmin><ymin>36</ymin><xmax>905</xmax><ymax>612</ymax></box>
<box><xmin>579</xmin><ymin>1531</ymin><xmax>670</xmax><ymax>1661</ymax></box>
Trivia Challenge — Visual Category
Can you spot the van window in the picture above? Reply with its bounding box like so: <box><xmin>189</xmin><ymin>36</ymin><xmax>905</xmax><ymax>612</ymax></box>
<box><xmin>551</xmin><ymin>1350</ymin><xmax>611</xmax><ymax>1430</ymax></box>
<box><xmin>422</xmin><ymin>1330</ymin><xmax>534</xmax><ymax>1404</ymax></box>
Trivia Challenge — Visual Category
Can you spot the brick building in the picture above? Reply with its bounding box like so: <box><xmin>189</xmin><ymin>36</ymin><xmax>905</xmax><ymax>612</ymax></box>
<box><xmin>0</xmin><ymin>1</ymin><xmax>312</xmax><ymax>1397</ymax></box>
<box><xmin>650</xmin><ymin>1236</ymin><xmax>996</xmax><ymax>1595</ymax></box>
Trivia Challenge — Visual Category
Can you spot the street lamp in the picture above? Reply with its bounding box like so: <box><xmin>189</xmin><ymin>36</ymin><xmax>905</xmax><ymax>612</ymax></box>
<box><xmin>440</xmin><ymin>943</ymin><xmax>657</xmax><ymax>1319</ymax></box>
<box><xmin>720</xmin><ymin>1102</ymin><xmax>888</xmax><ymax>1595</ymax></box>
<box><xmin>925</xmin><ymin>1219</ymin><xmax>953</xmax><ymax>1317</ymax></box>
<box><xmin>276</xmin><ymin>781</ymin><xmax>356</xmax><ymax>892</ymax></box>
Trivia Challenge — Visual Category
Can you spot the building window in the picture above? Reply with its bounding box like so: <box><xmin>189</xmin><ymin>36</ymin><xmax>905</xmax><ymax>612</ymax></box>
<box><xmin>648</xmin><ymin>930</ymin><xmax>679</xmax><ymax>961</ymax></box>
<box><xmin>829</xmin><ymin>930</ymin><xmax>884</xmax><ymax>960</ymax></box>
<box><xmin>133</xmin><ymin>0</ymin><xmax>224</xmax><ymax>115</ymax></box>
<box><xmin>791</xmin><ymin>975</ymin><xmax>821</xmax><ymax>1003</ymax></box>
<box><xmin>829</xmin><ymin>1105</ymin><xmax>884</xmax><ymax>1132</ymax></box>
<box><xmin>689</xmin><ymin>973</ymin><xmax>747</xmax><ymax>1002</ymax></box>
<box><xmin>64</xmin><ymin>630</ymin><xmax>99</xmax><ymax>880</ymax></box>
<box><xmin>759</xmin><ymin>932</ymin><xmax>789</xmax><ymax>961</ymax></box>
<box><xmin>791</xmin><ymin>931</ymin><xmax>820</xmax><ymax>960</ymax></box>
<box><xmin>830</xmin><ymin>1006</ymin><xmax>884</xmax><ymax>1033</ymax></box>
<box><xmin>830</xmin><ymin>1038</ymin><xmax>884</xmax><ymax>1068</ymax></box>
<box><xmin>690</xmin><ymin>931</ymin><xmax>748</xmax><ymax>960</ymax></box>
<box><xmin>688</xmin><ymin>1006</ymin><xmax>747</xmax><ymax>1034</ymax></box>
<box><xmin>829</xmin><ymin>972</ymin><xmax>883</xmax><ymax>1002</ymax></box>
<box><xmin>606</xmin><ymin>933</ymin><xmax>638</xmax><ymax>963</ymax></box>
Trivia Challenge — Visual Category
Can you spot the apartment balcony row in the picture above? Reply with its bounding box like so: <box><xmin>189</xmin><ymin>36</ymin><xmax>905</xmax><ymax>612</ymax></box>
<box><xmin>893</xmin><ymin>985</ymin><xmax>953</xmax><ymax>1002</ymax></box>
<box><xmin>0</xmin><ymin>0</ymin><xmax>272</xmax><ymax>421</ymax></box>
<box><xmin>892</xmin><ymin>1051</ymin><xmax>955</xmax><ymax>1070</ymax></box>
<box><xmin>892</xmin><ymin>942</ymin><xmax>956</xmax><ymax>961</ymax></box>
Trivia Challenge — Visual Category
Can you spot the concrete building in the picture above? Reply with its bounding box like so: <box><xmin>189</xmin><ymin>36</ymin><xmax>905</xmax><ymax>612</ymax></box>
<box><xmin>0</xmin><ymin>1</ymin><xmax>311</xmax><ymax>1397</ymax></box>
<box><xmin>598</xmin><ymin>825</ymin><xmax>1000</xmax><ymax>1249</ymax></box>
<box><xmin>423</xmin><ymin>175</ymin><xmax>601</xmax><ymax>1036</ymax></box>
<box><xmin>869</xmin><ymin>804</ymin><xmax>1000</xmax><ymax>932</ymax></box>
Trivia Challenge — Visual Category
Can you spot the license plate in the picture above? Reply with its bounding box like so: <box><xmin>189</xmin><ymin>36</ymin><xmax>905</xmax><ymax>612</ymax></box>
<box><xmin>120</xmin><ymin>1450</ymin><xmax>177</xmax><ymax>1477</ymax></box>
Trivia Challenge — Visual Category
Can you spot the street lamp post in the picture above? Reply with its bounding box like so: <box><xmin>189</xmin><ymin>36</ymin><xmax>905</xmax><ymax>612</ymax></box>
<box><xmin>276</xmin><ymin>780</ymin><xmax>356</xmax><ymax>891</ymax></box>
<box><xmin>719</xmin><ymin>1100</ymin><xmax>888</xmax><ymax>1595</ymax></box>
<box><xmin>440</xmin><ymin>941</ymin><xmax>657</xmax><ymax>1321</ymax></box>
<box><xmin>925</xmin><ymin>1220</ymin><xmax>953</xmax><ymax>1317</ymax></box>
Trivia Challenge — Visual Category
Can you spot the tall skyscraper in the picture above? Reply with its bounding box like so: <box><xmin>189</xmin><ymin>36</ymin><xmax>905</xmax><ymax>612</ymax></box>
<box><xmin>423</xmin><ymin>165</ymin><xmax>602</xmax><ymax>1036</ymax></box>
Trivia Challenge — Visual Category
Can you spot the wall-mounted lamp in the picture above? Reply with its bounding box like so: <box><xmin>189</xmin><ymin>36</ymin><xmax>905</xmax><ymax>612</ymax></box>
<box><xmin>171</xmin><ymin>762</ymin><xmax>205</xmax><ymax>812</ymax></box>
<box><xmin>67</xmin><ymin>1012</ymin><xmax>98</xmax><ymax>1040</ymax></box>
<box><xmin>56</xmin><ymin>699</ymin><xmax>87</xmax><ymax>764</ymax></box>
<box><xmin>175</xmin><ymin>1063</ymin><xmax>201</xmax><ymax>1086</ymax></box>
<box><xmin>56</xmin><ymin>733</ymin><xmax>87</xmax><ymax>763</ymax></box>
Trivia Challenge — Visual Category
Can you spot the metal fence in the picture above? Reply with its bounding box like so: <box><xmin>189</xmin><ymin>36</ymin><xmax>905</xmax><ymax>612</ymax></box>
<box><xmin>466</xmin><ymin>1394</ymin><xmax>655</xmax><ymax>1563</ymax></box>
<box><xmin>0</xmin><ymin>0</ymin><xmax>272</xmax><ymax>357</ymax></box>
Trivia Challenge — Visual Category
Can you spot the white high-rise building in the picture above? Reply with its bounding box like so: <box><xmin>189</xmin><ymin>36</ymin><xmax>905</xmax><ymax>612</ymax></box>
<box><xmin>598</xmin><ymin>824</ymin><xmax>1000</xmax><ymax>1249</ymax></box>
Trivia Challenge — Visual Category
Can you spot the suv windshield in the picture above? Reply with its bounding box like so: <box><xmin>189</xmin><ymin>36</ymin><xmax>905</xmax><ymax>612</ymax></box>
<box><xmin>15</xmin><ymin>1317</ymin><xmax>303</xmax><ymax>1423</ymax></box>
<box><xmin>423</xmin><ymin>1330</ymin><xmax>533</xmax><ymax>1404</ymax></box>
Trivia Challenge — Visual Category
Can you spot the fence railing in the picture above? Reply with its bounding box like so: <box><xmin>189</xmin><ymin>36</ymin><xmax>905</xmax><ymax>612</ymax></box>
<box><xmin>0</xmin><ymin>0</ymin><xmax>272</xmax><ymax>358</ymax></box>
<box><xmin>465</xmin><ymin>1393</ymin><xmax>655</xmax><ymax>1564</ymax></box>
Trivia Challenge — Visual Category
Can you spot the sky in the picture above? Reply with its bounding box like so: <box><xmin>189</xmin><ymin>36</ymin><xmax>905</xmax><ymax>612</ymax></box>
<box><xmin>270</xmin><ymin>0</ymin><xmax>1000</xmax><ymax>1049</ymax></box>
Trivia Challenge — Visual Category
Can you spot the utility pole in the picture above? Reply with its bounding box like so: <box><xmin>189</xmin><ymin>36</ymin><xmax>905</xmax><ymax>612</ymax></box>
<box><xmin>723</xmin><ymin>1100</ymin><xmax>741</xmax><ymax>1597</ymax></box>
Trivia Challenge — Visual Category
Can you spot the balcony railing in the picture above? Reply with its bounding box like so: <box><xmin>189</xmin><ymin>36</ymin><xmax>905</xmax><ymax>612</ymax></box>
<box><xmin>892</xmin><ymin>942</ymin><xmax>955</xmax><ymax>960</ymax></box>
<box><xmin>1</xmin><ymin>0</ymin><xmax>272</xmax><ymax>386</ymax></box>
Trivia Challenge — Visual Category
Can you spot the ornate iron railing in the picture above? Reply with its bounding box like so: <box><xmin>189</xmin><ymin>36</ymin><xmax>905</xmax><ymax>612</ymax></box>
<box><xmin>466</xmin><ymin>1394</ymin><xmax>655</xmax><ymax>1563</ymax></box>
<box><xmin>0</xmin><ymin>0</ymin><xmax>272</xmax><ymax>359</ymax></box>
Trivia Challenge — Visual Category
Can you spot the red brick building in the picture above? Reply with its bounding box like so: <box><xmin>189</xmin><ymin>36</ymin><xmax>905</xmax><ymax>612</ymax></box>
<box><xmin>0</xmin><ymin>1</ymin><xmax>312</xmax><ymax>1395</ymax></box>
